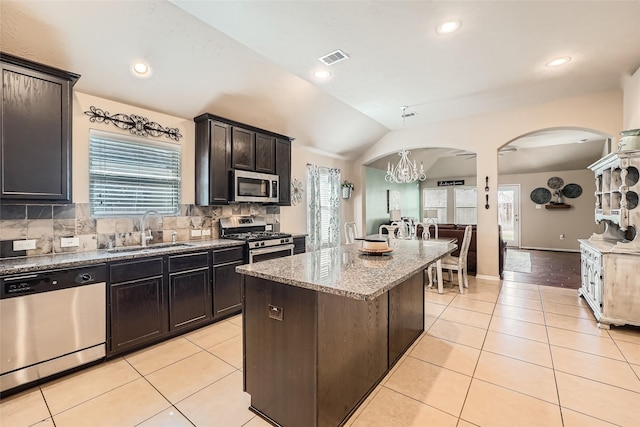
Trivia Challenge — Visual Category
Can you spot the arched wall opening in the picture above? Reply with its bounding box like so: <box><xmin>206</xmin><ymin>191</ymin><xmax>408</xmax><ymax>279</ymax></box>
<box><xmin>353</xmin><ymin>89</ymin><xmax>623</xmax><ymax>279</ymax></box>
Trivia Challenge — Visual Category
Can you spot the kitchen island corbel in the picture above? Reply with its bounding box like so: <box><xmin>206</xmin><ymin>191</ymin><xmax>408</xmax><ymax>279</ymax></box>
<box><xmin>237</xmin><ymin>239</ymin><xmax>456</xmax><ymax>427</ymax></box>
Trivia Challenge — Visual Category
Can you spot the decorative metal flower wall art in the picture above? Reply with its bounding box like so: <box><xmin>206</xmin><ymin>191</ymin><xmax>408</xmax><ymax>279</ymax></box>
<box><xmin>291</xmin><ymin>178</ymin><xmax>304</xmax><ymax>205</ymax></box>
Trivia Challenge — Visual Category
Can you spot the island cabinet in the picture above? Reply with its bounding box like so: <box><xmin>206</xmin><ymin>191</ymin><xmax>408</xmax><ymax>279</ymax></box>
<box><xmin>168</xmin><ymin>251</ymin><xmax>212</xmax><ymax>332</ymax></box>
<box><xmin>237</xmin><ymin>240</ymin><xmax>456</xmax><ymax>427</ymax></box>
<box><xmin>0</xmin><ymin>53</ymin><xmax>79</xmax><ymax>203</ymax></box>
<box><xmin>243</xmin><ymin>273</ymin><xmax>424</xmax><ymax>427</ymax></box>
<box><xmin>108</xmin><ymin>257</ymin><xmax>167</xmax><ymax>356</ymax></box>
<box><xmin>212</xmin><ymin>246</ymin><xmax>244</xmax><ymax>319</ymax></box>
<box><xmin>194</xmin><ymin>113</ymin><xmax>293</xmax><ymax>205</ymax></box>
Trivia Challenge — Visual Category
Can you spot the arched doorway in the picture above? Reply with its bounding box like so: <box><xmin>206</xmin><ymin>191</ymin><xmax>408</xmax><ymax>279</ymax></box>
<box><xmin>364</xmin><ymin>147</ymin><xmax>477</xmax><ymax>235</ymax></box>
<box><xmin>496</xmin><ymin>127</ymin><xmax>611</xmax><ymax>286</ymax></box>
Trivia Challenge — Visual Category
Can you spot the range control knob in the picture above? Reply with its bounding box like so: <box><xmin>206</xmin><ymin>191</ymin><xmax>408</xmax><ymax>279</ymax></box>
<box><xmin>260</xmin><ymin>242</ymin><xmax>265</xmax><ymax>247</ymax></box>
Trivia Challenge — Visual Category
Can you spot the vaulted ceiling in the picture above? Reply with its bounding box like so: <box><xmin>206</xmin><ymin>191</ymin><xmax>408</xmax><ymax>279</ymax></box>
<box><xmin>2</xmin><ymin>1</ymin><xmax>639</xmax><ymax>166</ymax></box>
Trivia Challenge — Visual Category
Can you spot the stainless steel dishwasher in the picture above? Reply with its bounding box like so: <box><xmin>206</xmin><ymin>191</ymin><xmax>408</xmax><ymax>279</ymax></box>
<box><xmin>0</xmin><ymin>264</ymin><xmax>107</xmax><ymax>394</ymax></box>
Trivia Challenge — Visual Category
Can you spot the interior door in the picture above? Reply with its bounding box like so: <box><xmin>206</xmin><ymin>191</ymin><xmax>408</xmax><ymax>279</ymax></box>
<box><xmin>498</xmin><ymin>184</ymin><xmax>520</xmax><ymax>247</ymax></box>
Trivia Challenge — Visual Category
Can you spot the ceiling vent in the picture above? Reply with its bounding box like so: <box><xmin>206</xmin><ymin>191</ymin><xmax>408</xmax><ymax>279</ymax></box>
<box><xmin>318</xmin><ymin>49</ymin><xmax>349</xmax><ymax>66</ymax></box>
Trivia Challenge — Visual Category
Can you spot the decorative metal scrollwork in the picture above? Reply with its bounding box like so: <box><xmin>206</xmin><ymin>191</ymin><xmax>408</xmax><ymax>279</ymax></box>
<box><xmin>84</xmin><ymin>105</ymin><xmax>182</xmax><ymax>141</ymax></box>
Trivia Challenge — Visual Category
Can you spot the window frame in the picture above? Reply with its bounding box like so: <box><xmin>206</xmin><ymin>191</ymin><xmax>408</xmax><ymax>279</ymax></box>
<box><xmin>88</xmin><ymin>129</ymin><xmax>181</xmax><ymax>218</ymax></box>
<box><xmin>453</xmin><ymin>186</ymin><xmax>478</xmax><ymax>225</ymax></box>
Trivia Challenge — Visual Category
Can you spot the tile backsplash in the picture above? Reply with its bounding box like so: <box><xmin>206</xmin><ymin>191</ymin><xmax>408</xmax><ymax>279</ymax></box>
<box><xmin>0</xmin><ymin>203</ymin><xmax>280</xmax><ymax>258</ymax></box>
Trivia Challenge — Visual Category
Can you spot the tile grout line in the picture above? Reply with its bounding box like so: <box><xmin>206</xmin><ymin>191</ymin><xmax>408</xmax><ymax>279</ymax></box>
<box><xmin>539</xmin><ymin>283</ymin><xmax>566</xmax><ymax>427</ymax></box>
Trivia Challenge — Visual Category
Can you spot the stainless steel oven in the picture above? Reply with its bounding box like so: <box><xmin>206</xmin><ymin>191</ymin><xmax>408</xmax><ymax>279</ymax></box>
<box><xmin>249</xmin><ymin>244</ymin><xmax>295</xmax><ymax>264</ymax></box>
<box><xmin>232</xmin><ymin>170</ymin><xmax>279</xmax><ymax>203</ymax></box>
<box><xmin>220</xmin><ymin>215</ymin><xmax>295</xmax><ymax>264</ymax></box>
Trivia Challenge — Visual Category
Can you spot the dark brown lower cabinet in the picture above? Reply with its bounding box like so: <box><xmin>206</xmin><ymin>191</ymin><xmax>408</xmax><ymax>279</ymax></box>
<box><xmin>212</xmin><ymin>246</ymin><xmax>244</xmax><ymax>319</ymax></box>
<box><xmin>107</xmin><ymin>246</ymin><xmax>245</xmax><ymax>357</ymax></box>
<box><xmin>213</xmin><ymin>259</ymin><xmax>243</xmax><ymax>318</ymax></box>
<box><xmin>243</xmin><ymin>271</ymin><xmax>424</xmax><ymax>427</ymax></box>
<box><xmin>109</xmin><ymin>257</ymin><xmax>166</xmax><ymax>355</ymax></box>
<box><xmin>168</xmin><ymin>251</ymin><xmax>212</xmax><ymax>332</ymax></box>
<box><xmin>293</xmin><ymin>236</ymin><xmax>306</xmax><ymax>254</ymax></box>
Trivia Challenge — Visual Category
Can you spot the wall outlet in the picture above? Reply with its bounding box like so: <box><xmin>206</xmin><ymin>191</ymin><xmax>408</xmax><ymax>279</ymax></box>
<box><xmin>13</xmin><ymin>239</ymin><xmax>36</xmax><ymax>251</ymax></box>
<box><xmin>536</xmin><ymin>204</ymin><xmax>542</xmax><ymax>209</ymax></box>
<box><xmin>265</xmin><ymin>224</ymin><xmax>273</xmax><ymax>231</ymax></box>
<box><xmin>191</xmin><ymin>229</ymin><xmax>202</xmax><ymax>237</ymax></box>
<box><xmin>560</xmin><ymin>234</ymin><xmax>565</xmax><ymax>240</ymax></box>
<box><xmin>201</xmin><ymin>229</ymin><xmax>211</xmax><ymax>236</ymax></box>
<box><xmin>60</xmin><ymin>237</ymin><xmax>80</xmax><ymax>247</ymax></box>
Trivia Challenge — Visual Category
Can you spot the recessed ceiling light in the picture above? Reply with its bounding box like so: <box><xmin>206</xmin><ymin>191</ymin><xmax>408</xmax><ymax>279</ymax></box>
<box><xmin>131</xmin><ymin>61</ymin><xmax>152</xmax><ymax>78</ymax></box>
<box><xmin>314</xmin><ymin>70</ymin><xmax>331</xmax><ymax>79</ymax></box>
<box><xmin>546</xmin><ymin>56</ymin><xmax>571</xmax><ymax>67</ymax></box>
<box><xmin>436</xmin><ymin>20</ymin><xmax>461</xmax><ymax>35</ymax></box>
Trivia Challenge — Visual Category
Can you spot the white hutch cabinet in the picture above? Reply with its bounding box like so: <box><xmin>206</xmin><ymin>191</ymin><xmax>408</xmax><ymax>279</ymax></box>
<box><xmin>580</xmin><ymin>149</ymin><xmax>640</xmax><ymax>328</ymax></box>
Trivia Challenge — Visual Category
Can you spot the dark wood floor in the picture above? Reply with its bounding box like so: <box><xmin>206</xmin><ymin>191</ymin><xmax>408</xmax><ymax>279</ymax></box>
<box><xmin>502</xmin><ymin>248</ymin><xmax>581</xmax><ymax>289</ymax></box>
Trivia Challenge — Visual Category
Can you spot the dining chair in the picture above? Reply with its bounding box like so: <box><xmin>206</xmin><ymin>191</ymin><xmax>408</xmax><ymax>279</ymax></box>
<box><xmin>440</xmin><ymin>225</ymin><xmax>472</xmax><ymax>293</ymax></box>
<box><xmin>391</xmin><ymin>220</ymin><xmax>409</xmax><ymax>238</ymax></box>
<box><xmin>424</xmin><ymin>222</ymin><xmax>438</xmax><ymax>239</ymax></box>
<box><xmin>414</xmin><ymin>222</ymin><xmax>429</xmax><ymax>240</ymax></box>
<box><xmin>379</xmin><ymin>224</ymin><xmax>401</xmax><ymax>239</ymax></box>
<box><xmin>344</xmin><ymin>222</ymin><xmax>358</xmax><ymax>244</ymax></box>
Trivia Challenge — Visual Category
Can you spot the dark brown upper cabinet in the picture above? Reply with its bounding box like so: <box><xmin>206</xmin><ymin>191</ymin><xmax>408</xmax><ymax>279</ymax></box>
<box><xmin>231</xmin><ymin>127</ymin><xmax>255</xmax><ymax>171</ymax></box>
<box><xmin>194</xmin><ymin>113</ymin><xmax>293</xmax><ymax>205</ymax></box>
<box><xmin>0</xmin><ymin>53</ymin><xmax>80</xmax><ymax>203</ymax></box>
<box><xmin>276</xmin><ymin>138</ymin><xmax>291</xmax><ymax>206</ymax></box>
<box><xmin>255</xmin><ymin>133</ymin><xmax>276</xmax><ymax>174</ymax></box>
<box><xmin>195</xmin><ymin>118</ymin><xmax>231</xmax><ymax>205</ymax></box>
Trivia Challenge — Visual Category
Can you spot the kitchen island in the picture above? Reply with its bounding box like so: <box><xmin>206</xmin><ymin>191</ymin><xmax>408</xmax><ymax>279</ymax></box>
<box><xmin>237</xmin><ymin>239</ymin><xmax>456</xmax><ymax>427</ymax></box>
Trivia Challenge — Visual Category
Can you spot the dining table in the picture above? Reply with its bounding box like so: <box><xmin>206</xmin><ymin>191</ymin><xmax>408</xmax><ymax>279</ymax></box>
<box><xmin>354</xmin><ymin>234</ymin><xmax>458</xmax><ymax>294</ymax></box>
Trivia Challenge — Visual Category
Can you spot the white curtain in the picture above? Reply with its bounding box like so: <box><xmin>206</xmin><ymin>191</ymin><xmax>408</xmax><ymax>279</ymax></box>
<box><xmin>307</xmin><ymin>164</ymin><xmax>341</xmax><ymax>251</ymax></box>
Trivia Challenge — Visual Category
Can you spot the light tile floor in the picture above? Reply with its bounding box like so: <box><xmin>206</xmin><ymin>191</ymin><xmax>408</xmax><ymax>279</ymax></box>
<box><xmin>2</xmin><ymin>277</ymin><xmax>640</xmax><ymax>427</ymax></box>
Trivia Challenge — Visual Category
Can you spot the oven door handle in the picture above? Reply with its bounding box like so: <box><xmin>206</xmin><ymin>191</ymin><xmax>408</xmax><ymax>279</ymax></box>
<box><xmin>249</xmin><ymin>244</ymin><xmax>295</xmax><ymax>263</ymax></box>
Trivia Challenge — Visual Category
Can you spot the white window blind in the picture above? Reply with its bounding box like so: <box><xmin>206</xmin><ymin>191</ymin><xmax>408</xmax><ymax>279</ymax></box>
<box><xmin>423</xmin><ymin>188</ymin><xmax>447</xmax><ymax>223</ymax></box>
<box><xmin>454</xmin><ymin>187</ymin><xmax>477</xmax><ymax>224</ymax></box>
<box><xmin>89</xmin><ymin>130</ymin><xmax>181</xmax><ymax>217</ymax></box>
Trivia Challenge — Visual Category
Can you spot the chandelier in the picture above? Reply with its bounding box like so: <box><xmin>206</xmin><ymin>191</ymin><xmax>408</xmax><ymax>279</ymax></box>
<box><xmin>385</xmin><ymin>106</ymin><xmax>426</xmax><ymax>184</ymax></box>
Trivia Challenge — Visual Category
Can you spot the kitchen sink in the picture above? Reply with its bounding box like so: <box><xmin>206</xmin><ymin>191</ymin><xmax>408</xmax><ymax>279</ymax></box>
<box><xmin>107</xmin><ymin>242</ymin><xmax>195</xmax><ymax>253</ymax></box>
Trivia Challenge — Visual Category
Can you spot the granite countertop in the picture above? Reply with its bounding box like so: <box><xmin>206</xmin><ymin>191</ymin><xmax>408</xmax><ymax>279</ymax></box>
<box><xmin>0</xmin><ymin>239</ymin><xmax>245</xmax><ymax>276</ymax></box>
<box><xmin>236</xmin><ymin>239</ymin><xmax>456</xmax><ymax>301</ymax></box>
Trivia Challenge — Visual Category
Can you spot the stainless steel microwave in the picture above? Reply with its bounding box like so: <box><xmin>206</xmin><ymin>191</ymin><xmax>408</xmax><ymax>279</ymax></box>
<box><xmin>232</xmin><ymin>170</ymin><xmax>279</xmax><ymax>203</ymax></box>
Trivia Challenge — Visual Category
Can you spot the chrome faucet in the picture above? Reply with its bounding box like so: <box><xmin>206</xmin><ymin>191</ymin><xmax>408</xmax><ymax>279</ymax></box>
<box><xmin>141</xmin><ymin>210</ymin><xmax>163</xmax><ymax>246</ymax></box>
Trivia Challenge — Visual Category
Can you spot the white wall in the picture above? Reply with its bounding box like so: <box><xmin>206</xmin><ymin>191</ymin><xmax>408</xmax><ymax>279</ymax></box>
<box><xmin>623</xmin><ymin>65</ymin><xmax>640</xmax><ymax>130</ymax></box>
<box><xmin>75</xmin><ymin>92</ymin><xmax>359</xmax><ymax>238</ymax></box>
<box><xmin>73</xmin><ymin>92</ymin><xmax>194</xmax><ymax>204</ymax></box>
<box><xmin>356</xmin><ymin>89</ymin><xmax>623</xmax><ymax>279</ymax></box>
<box><xmin>499</xmin><ymin>169</ymin><xmax>600</xmax><ymax>251</ymax></box>
<box><xmin>278</xmin><ymin>145</ymin><xmax>356</xmax><ymax>235</ymax></box>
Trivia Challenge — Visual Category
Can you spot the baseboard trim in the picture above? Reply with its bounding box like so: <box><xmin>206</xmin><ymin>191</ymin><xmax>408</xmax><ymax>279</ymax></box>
<box><xmin>475</xmin><ymin>274</ymin><xmax>501</xmax><ymax>282</ymax></box>
<box><xmin>518</xmin><ymin>246</ymin><xmax>580</xmax><ymax>253</ymax></box>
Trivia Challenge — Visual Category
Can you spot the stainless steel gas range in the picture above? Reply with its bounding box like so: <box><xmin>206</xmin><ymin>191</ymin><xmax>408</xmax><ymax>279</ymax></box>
<box><xmin>220</xmin><ymin>216</ymin><xmax>294</xmax><ymax>264</ymax></box>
